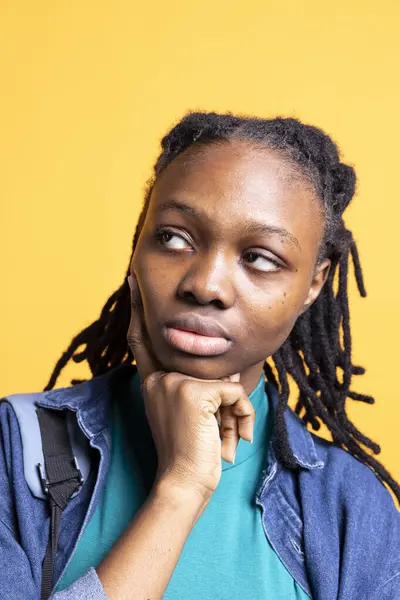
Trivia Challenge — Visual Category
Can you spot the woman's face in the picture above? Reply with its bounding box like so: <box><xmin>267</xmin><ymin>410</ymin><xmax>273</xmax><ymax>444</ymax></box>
<box><xmin>130</xmin><ymin>140</ymin><xmax>330</xmax><ymax>394</ymax></box>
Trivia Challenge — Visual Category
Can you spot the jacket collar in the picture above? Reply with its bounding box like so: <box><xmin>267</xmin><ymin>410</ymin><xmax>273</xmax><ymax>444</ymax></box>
<box><xmin>266</xmin><ymin>382</ymin><xmax>324</xmax><ymax>470</ymax></box>
<box><xmin>36</xmin><ymin>366</ymin><xmax>129</xmax><ymax>438</ymax></box>
<box><xmin>38</xmin><ymin>365</ymin><xmax>324</xmax><ymax>469</ymax></box>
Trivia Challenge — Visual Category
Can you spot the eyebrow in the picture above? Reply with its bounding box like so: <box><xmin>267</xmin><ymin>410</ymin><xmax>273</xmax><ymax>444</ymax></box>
<box><xmin>156</xmin><ymin>199</ymin><xmax>301</xmax><ymax>250</ymax></box>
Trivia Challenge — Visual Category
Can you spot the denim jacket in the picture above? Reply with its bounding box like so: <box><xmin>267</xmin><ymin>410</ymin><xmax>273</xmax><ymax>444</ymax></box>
<box><xmin>1</xmin><ymin>365</ymin><xmax>399</xmax><ymax>600</ymax></box>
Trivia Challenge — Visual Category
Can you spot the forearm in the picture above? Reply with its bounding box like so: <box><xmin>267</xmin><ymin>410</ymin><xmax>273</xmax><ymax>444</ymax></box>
<box><xmin>96</xmin><ymin>480</ymin><xmax>209</xmax><ymax>600</ymax></box>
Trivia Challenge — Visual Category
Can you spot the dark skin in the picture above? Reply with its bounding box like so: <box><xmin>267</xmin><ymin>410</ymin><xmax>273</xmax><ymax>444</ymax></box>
<box><xmin>97</xmin><ymin>141</ymin><xmax>333</xmax><ymax>599</ymax></box>
<box><xmin>130</xmin><ymin>140</ymin><xmax>331</xmax><ymax>396</ymax></box>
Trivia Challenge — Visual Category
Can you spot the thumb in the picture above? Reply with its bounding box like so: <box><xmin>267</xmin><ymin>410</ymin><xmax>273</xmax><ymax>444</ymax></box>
<box><xmin>220</xmin><ymin>372</ymin><xmax>241</xmax><ymax>383</ymax></box>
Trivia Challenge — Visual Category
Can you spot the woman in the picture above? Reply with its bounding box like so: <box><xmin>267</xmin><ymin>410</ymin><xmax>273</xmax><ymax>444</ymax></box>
<box><xmin>1</xmin><ymin>112</ymin><xmax>399</xmax><ymax>600</ymax></box>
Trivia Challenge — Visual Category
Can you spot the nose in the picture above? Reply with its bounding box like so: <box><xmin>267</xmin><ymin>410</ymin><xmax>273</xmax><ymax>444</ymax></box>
<box><xmin>177</xmin><ymin>251</ymin><xmax>235</xmax><ymax>308</ymax></box>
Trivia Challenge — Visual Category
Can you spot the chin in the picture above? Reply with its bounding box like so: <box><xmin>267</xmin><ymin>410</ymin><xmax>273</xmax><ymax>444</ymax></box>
<box><xmin>156</xmin><ymin>350</ymin><xmax>236</xmax><ymax>380</ymax></box>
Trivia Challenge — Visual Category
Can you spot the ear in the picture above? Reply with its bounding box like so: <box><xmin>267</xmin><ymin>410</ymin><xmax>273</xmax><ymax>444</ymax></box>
<box><xmin>300</xmin><ymin>258</ymin><xmax>331</xmax><ymax>315</ymax></box>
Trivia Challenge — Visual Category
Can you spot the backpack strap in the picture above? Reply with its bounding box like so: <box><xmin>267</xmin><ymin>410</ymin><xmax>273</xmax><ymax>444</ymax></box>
<box><xmin>3</xmin><ymin>394</ymin><xmax>91</xmax><ymax>500</ymax></box>
<box><xmin>2</xmin><ymin>394</ymin><xmax>92</xmax><ymax>599</ymax></box>
<box><xmin>36</xmin><ymin>407</ymin><xmax>84</xmax><ymax>600</ymax></box>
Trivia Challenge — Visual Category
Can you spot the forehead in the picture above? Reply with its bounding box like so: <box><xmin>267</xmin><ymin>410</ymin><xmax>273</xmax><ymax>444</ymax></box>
<box><xmin>150</xmin><ymin>141</ymin><xmax>323</xmax><ymax>248</ymax></box>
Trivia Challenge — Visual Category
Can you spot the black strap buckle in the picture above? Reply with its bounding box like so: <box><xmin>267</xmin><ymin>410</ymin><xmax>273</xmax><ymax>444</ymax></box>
<box><xmin>37</xmin><ymin>456</ymin><xmax>84</xmax><ymax>496</ymax></box>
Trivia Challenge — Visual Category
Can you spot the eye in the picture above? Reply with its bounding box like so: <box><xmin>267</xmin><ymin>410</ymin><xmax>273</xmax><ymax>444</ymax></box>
<box><xmin>154</xmin><ymin>227</ymin><xmax>282</xmax><ymax>273</ymax></box>
<box><xmin>154</xmin><ymin>227</ymin><xmax>191</xmax><ymax>250</ymax></box>
<box><xmin>244</xmin><ymin>251</ymin><xmax>281</xmax><ymax>273</ymax></box>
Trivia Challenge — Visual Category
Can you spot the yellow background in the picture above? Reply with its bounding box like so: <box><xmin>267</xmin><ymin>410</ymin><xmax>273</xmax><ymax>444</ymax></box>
<box><xmin>1</xmin><ymin>1</ymin><xmax>399</xmax><ymax>485</ymax></box>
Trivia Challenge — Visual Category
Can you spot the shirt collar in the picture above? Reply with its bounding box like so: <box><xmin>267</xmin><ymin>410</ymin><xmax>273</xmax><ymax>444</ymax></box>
<box><xmin>37</xmin><ymin>365</ymin><xmax>324</xmax><ymax>469</ymax></box>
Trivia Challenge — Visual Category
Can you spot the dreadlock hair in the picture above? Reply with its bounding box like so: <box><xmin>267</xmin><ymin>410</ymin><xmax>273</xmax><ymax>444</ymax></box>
<box><xmin>45</xmin><ymin>111</ymin><xmax>400</xmax><ymax>502</ymax></box>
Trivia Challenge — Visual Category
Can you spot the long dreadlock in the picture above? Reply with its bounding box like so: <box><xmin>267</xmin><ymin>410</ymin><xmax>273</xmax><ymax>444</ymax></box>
<box><xmin>45</xmin><ymin>111</ymin><xmax>400</xmax><ymax>502</ymax></box>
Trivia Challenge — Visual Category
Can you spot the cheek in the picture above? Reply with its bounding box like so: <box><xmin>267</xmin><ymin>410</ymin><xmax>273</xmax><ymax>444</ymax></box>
<box><xmin>247</xmin><ymin>289</ymin><xmax>305</xmax><ymax>355</ymax></box>
<box><xmin>134</xmin><ymin>265</ymin><xmax>174</xmax><ymax>328</ymax></box>
<box><xmin>132</xmin><ymin>248</ymin><xmax>173</xmax><ymax>301</ymax></box>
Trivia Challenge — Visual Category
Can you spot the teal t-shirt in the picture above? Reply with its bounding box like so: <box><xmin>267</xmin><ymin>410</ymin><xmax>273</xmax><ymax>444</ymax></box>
<box><xmin>56</xmin><ymin>372</ymin><xmax>310</xmax><ymax>599</ymax></box>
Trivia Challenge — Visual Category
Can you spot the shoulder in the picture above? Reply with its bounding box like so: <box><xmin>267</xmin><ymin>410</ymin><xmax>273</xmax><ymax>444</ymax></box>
<box><xmin>312</xmin><ymin>431</ymin><xmax>398</xmax><ymax>507</ymax></box>
<box><xmin>306</xmin><ymin>430</ymin><xmax>400</xmax><ymax>565</ymax></box>
<box><xmin>277</xmin><ymin>391</ymin><xmax>399</xmax><ymax>518</ymax></box>
<box><xmin>1</xmin><ymin>364</ymin><xmax>134</xmax><ymax>435</ymax></box>
<box><xmin>0</xmin><ymin>364</ymin><xmax>135</xmax><ymax>467</ymax></box>
<box><xmin>294</xmin><ymin>431</ymin><xmax>400</xmax><ymax>595</ymax></box>
<box><xmin>0</xmin><ymin>394</ymin><xmax>39</xmax><ymax>532</ymax></box>
<box><xmin>0</xmin><ymin>379</ymin><xmax>92</xmax><ymax>505</ymax></box>
<box><xmin>283</xmin><ymin>408</ymin><xmax>400</xmax><ymax>544</ymax></box>
<box><xmin>0</xmin><ymin>389</ymin><xmax>60</xmax><ymax>506</ymax></box>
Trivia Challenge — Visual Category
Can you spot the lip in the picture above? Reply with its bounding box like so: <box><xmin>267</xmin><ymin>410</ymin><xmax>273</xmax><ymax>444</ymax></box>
<box><xmin>164</xmin><ymin>314</ymin><xmax>231</xmax><ymax>340</ymax></box>
<box><xmin>163</xmin><ymin>327</ymin><xmax>232</xmax><ymax>356</ymax></box>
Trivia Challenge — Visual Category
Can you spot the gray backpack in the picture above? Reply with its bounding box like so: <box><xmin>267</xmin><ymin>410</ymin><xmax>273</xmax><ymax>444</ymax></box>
<box><xmin>3</xmin><ymin>393</ymin><xmax>91</xmax><ymax>600</ymax></box>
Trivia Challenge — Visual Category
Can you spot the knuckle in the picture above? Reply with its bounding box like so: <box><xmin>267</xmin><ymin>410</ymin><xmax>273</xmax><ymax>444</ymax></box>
<box><xmin>166</xmin><ymin>371</ymin><xmax>184</xmax><ymax>385</ymax></box>
<box><xmin>145</xmin><ymin>372</ymin><xmax>178</xmax><ymax>393</ymax></box>
<box><xmin>222</xmin><ymin>428</ymin><xmax>237</xmax><ymax>439</ymax></box>
<box><xmin>177</xmin><ymin>379</ymin><xmax>197</xmax><ymax>397</ymax></box>
<box><xmin>141</xmin><ymin>373</ymin><xmax>155</xmax><ymax>393</ymax></box>
<box><xmin>232</xmin><ymin>382</ymin><xmax>244</xmax><ymax>392</ymax></box>
<box><xmin>157</xmin><ymin>372</ymin><xmax>173</xmax><ymax>391</ymax></box>
<box><xmin>235</xmin><ymin>397</ymin><xmax>254</xmax><ymax>418</ymax></box>
<box><xmin>222</xmin><ymin>416</ymin><xmax>236</xmax><ymax>428</ymax></box>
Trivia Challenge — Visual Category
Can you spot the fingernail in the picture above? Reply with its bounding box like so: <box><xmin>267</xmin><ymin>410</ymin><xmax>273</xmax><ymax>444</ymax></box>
<box><xmin>127</xmin><ymin>275</ymin><xmax>134</xmax><ymax>290</ymax></box>
<box><xmin>232</xmin><ymin>453</ymin><xmax>236</xmax><ymax>464</ymax></box>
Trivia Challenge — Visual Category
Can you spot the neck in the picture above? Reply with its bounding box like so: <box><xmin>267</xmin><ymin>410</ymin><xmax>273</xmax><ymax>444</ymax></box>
<box><xmin>238</xmin><ymin>361</ymin><xmax>266</xmax><ymax>396</ymax></box>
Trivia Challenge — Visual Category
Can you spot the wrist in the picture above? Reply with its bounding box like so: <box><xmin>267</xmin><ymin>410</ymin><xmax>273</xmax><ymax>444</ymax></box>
<box><xmin>152</xmin><ymin>475</ymin><xmax>212</xmax><ymax>518</ymax></box>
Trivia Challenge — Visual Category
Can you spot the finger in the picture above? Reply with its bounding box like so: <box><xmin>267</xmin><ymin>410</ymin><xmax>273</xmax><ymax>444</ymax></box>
<box><xmin>127</xmin><ymin>273</ymin><xmax>162</xmax><ymax>384</ymax></box>
<box><xmin>220</xmin><ymin>406</ymin><xmax>239</xmax><ymax>464</ymax></box>
<box><xmin>217</xmin><ymin>374</ymin><xmax>240</xmax><ymax>440</ymax></box>
<box><xmin>231</xmin><ymin>398</ymin><xmax>255</xmax><ymax>443</ymax></box>
<box><xmin>206</xmin><ymin>382</ymin><xmax>255</xmax><ymax>443</ymax></box>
